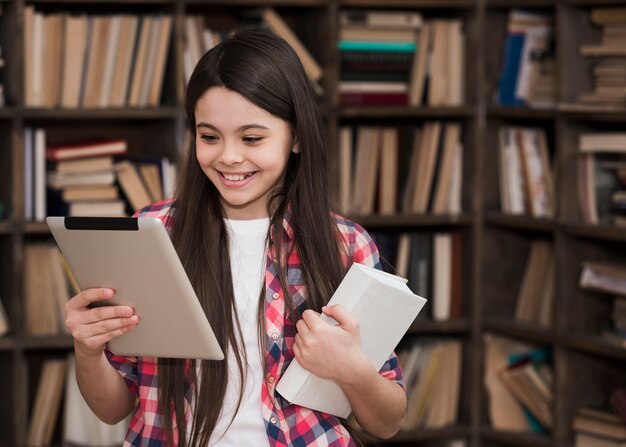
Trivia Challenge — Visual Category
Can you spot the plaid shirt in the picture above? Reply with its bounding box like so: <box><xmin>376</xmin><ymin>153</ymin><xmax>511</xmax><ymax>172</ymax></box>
<box><xmin>106</xmin><ymin>198</ymin><xmax>405</xmax><ymax>446</ymax></box>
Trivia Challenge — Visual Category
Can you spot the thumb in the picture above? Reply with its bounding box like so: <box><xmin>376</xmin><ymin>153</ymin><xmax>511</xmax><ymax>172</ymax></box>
<box><xmin>322</xmin><ymin>304</ymin><xmax>358</xmax><ymax>331</ymax></box>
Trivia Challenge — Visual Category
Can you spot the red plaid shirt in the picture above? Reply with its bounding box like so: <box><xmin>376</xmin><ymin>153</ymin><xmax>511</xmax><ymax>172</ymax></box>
<box><xmin>105</xmin><ymin>198</ymin><xmax>405</xmax><ymax>446</ymax></box>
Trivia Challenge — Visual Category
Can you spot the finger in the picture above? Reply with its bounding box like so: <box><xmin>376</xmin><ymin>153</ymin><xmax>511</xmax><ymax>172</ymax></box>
<box><xmin>80</xmin><ymin>323</ymin><xmax>139</xmax><ymax>352</ymax></box>
<box><xmin>322</xmin><ymin>304</ymin><xmax>358</xmax><ymax>331</ymax></box>
<box><xmin>68</xmin><ymin>288</ymin><xmax>115</xmax><ymax>310</ymax></box>
<box><xmin>301</xmin><ymin>309</ymin><xmax>325</xmax><ymax>332</ymax></box>
<box><xmin>295</xmin><ymin>318</ymin><xmax>310</xmax><ymax>338</ymax></box>
<box><xmin>292</xmin><ymin>339</ymin><xmax>302</xmax><ymax>360</ymax></box>
<box><xmin>82</xmin><ymin>315</ymin><xmax>139</xmax><ymax>339</ymax></box>
<box><xmin>82</xmin><ymin>305</ymin><xmax>136</xmax><ymax>325</ymax></box>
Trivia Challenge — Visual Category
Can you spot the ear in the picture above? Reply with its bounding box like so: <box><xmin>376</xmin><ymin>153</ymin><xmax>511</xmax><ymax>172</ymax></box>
<box><xmin>291</xmin><ymin>142</ymin><xmax>300</xmax><ymax>154</ymax></box>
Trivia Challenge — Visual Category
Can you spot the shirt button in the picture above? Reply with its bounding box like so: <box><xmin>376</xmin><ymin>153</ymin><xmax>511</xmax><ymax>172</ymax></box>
<box><xmin>271</xmin><ymin>333</ymin><xmax>279</xmax><ymax>341</ymax></box>
<box><xmin>272</xmin><ymin>292</ymin><xmax>280</xmax><ymax>300</ymax></box>
<box><xmin>268</xmin><ymin>376</ymin><xmax>275</xmax><ymax>383</ymax></box>
<box><xmin>270</xmin><ymin>416</ymin><xmax>277</xmax><ymax>424</ymax></box>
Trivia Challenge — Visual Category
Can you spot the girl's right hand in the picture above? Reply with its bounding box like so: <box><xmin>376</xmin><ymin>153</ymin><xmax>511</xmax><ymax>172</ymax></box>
<box><xmin>65</xmin><ymin>288</ymin><xmax>139</xmax><ymax>358</ymax></box>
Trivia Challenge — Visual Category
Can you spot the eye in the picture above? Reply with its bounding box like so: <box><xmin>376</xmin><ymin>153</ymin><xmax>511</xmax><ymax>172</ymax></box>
<box><xmin>243</xmin><ymin>136</ymin><xmax>263</xmax><ymax>145</ymax></box>
<box><xmin>200</xmin><ymin>134</ymin><xmax>219</xmax><ymax>144</ymax></box>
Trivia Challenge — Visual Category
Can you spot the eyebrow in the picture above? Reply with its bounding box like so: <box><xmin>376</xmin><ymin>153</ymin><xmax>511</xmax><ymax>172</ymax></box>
<box><xmin>196</xmin><ymin>122</ymin><xmax>270</xmax><ymax>132</ymax></box>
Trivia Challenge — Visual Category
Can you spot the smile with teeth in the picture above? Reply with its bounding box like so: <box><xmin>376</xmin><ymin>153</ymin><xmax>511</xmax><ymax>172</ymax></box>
<box><xmin>220</xmin><ymin>171</ymin><xmax>256</xmax><ymax>181</ymax></box>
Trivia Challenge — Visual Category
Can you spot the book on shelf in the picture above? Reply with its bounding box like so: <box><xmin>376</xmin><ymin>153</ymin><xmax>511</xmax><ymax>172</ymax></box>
<box><xmin>64</xmin><ymin>355</ymin><xmax>129</xmax><ymax>446</ymax></box>
<box><xmin>276</xmin><ymin>262</ymin><xmax>427</xmax><ymax>418</ymax></box>
<box><xmin>338</xmin><ymin>12</ymin><xmax>464</xmax><ymax>107</ymax></box>
<box><xmin>115</xmin><ymin>160</ymin><xmax>154</xmax><ymax>213</ymax></box>
<box><xmin>339</xmin><ymin>10</ymin><xmax>423</xmax><ymax>29</ymax></box>
<box><xmin>260</xmin><ymin>7</ymin><xmax>322</xmax><ymax>84</ymax></box>
<box><xmin>398</xmin><ymin>339</ymin><xmax>462</xmax><ymax>430</ymax></box>
<box><xmin>497</xmin><ymin>356</ymin><xmax>553</xmax><ymax>430</ymax></box>
<box><xmin>484</xmin><ymin>335</ymin><xmax>532</xmax><ymax>432</ymax></box>
<box><xmin>484</xmin><ymin>335</ymin><xmax>553</xmax><ymax>433</ymax></box>
<box><xmin>579</xmin><ymin>7</ymin><xmax>626</xmax><ymax>107</ymax></box>
<box><xmin>576</xmin><ymin>432</ymin><xmax>626</xmax><ymax>447</ymax></box>
<box><xmin>514</xmin><ymin>240</ymin><xmax>555</xmax><ymax>327</ymax></box>
<box><xmin>0</xmin><ymin>297</ymin><xmax>8</xmax><ymax>337</ymax></box>
<box><xmin>495</xmin><ymin>10</ymin><xmax>555</xmax><ymax>109</ymax></box>
<box><xmin>27</xmin><ymin>359</ymin><xmax>67</xmax><ymax>446</ymax></box>
<box><xmin>573</xmin><ymin>406</ymin><xmax>626</xmax><ymax>445</ymax></box>
<box><xmin>579</xmin><ymin>261</ymin><xmax>626</xmax><ymax>296</ymax></box>
<box><xmin>23</xmin><ymin>7</ymin><xmax>173</xmax><ymax>109</ymax></box>
<box><xmin>339</xmin><ymin>121</ymin><xmax>463</xmax><ymax>215</ymax></box>
<box><xmin>23</xmin><ymin>243</ymin><xmax>72</xmax><ymax>336</ymax></box>
<box><xmin>371</xmin><ymin>230</ymin><xmax>462</xmax><ymax>322</ymax></box>
<box><xmin>498</xmin><ymin>126</ymin><xmax>554</xmax><ymax>218</ymax></box>
<box><xmin>46</xmin><ymin>139</ymin><xmax>128</xmax><ymax>162</ymax></box>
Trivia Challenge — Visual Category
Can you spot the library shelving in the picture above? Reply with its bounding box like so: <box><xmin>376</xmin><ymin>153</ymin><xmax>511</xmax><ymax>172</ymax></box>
<box><xmin>0</xmin><ymin>0</ymin><xmax>625</xmax><ymax>446</ymax></box>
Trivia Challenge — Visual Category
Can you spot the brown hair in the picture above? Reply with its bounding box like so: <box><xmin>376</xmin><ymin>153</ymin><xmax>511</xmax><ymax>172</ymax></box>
<box><xmin>157</xmin><ymin>28</ymin><xmax>358</xmax><ymax>446</ymax></box>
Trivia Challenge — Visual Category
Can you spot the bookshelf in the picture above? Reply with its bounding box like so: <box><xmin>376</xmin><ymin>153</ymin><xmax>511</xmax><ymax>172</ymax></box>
<box><xmin>0</xmin><ymin>0</ymin><xmax>624</xmax><ymax>446</ymax></box>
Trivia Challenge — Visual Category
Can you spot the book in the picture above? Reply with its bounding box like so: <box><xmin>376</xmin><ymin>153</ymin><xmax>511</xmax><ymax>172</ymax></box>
<box><xmin>261</xmin><ymin>7</ymin><xmax>322</xmax><ymax>83</ymax></box>
<box><xmin>54</xmin><ymin>156</ymin><xmax>114</xmax><ymax>174</ymax></box>
<box><xmin>27</xmin><ymin>359</ymin><xmax>67</xmax><ymax>445</ymax></box>
<box><xmin>46</xmin><ymin>139</ymin><xmax>128</xmax><ymax>161</ymax></box>
<box><xmin>64</xmin><ymin>355</ymin><xmax>129</xmax><ymax>446</ymax></box>
<box><xmin>115</xmin><ymin>160</ymin><xmax>153</xmax><ymax>213</ymax></box>
<box><xmin>580</xmin><ymin>261</ymin><xmax>626</xmax><ymax>296</ymax></box>
<box><xmin>276</xmin><ymin>262</ymin><xmax>427</xmax><ymax>418</ymax></box>
<box><xmin>47</xmin><ymin>170</ymin><xmax>116</xmax><ymax>189</ymax></box>
<box><xmin>483</xmin><ymin>335</ymin><xmax>533</xmax><ymax>431</ymax></box>
<box><xmin>339</xmin><ymin>10</ymin><xmax>423</xmax><ymax>29</ymax></box>
<box><xmin>574</xmin><ymin>408</ymin><xmax>626</xmax><ymax>440</ymax></box>
<box><xmin>0</xmin><ymin>297</ymin><xmax>8</xmax><ymax>337</ymax></box>
<box><xmin>580</xmin><ymin>133</ymin><xmax>626</xmax><ymax>153</ymax></box>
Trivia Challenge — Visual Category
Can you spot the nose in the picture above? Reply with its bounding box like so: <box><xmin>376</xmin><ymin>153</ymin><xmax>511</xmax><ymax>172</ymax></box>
<box><xmin>218</xmin><ymin>140</ymin><xmax>244</xmax><ymax>165</ymax></box>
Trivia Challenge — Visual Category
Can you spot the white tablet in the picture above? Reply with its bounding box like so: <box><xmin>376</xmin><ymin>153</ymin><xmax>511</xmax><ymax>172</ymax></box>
<box><xmin>47</xmin><ymin>216</ymin><xmax>224</xmax><ymax>360</ymax></box>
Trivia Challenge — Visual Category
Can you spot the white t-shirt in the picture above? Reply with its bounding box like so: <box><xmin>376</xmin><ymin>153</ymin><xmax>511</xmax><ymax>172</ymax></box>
<box><xmin>197</xmin><ymin>217</ymin><xmax>270</xmax><ymax>447</ymax></box>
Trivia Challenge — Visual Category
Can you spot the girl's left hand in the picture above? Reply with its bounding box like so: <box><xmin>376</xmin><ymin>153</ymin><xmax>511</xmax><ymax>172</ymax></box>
<box><xmin>293</xmin><ymin>304</ymin><xmax>370</xmax><ymax>385</ymax></box>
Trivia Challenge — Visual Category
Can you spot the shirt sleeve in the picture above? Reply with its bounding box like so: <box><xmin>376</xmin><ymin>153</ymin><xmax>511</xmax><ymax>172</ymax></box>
<box><xmin>351</xmin><ymin>223</ymin><xmax>406</xmax><ymax>390</ymax></box>
<box><xmin>104</xmin><ymin>348</ymin><xmax>140</xmax><ymax>397</ymax></box>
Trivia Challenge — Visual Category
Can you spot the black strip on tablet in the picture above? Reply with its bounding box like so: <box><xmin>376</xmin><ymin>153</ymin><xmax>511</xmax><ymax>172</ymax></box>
<box><xmin>64</xmin><ymin>217</ymin><xmax>139</xmax><ymax>231</ymax></box>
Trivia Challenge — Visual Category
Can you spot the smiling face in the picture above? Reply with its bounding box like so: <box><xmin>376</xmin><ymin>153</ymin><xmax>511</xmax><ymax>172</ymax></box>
<box><xmin>194</xmin><ymin>87</ymin><xmax>298</xmax><ymax>220</ymax></box>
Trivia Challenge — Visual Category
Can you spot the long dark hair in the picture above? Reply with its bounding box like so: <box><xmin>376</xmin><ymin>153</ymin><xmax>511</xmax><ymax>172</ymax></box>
<box><xmin>158</xmin><ymin>28</ymin><xmax>353</xmax><ymax>446</ymax></box>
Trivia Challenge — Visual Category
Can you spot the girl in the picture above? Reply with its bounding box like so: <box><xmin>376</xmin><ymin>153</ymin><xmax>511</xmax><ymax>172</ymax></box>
<box><xmin>65</xmin><ymin>29</ymin><xmax>406</xmax><ymax>447</ymax></box>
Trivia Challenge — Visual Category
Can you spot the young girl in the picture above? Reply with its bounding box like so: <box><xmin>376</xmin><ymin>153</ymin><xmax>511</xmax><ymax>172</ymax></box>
<box><xmin>65</xmin><ymin>29</ymin><xmax>406</xmax><ymax>447</ymax></box>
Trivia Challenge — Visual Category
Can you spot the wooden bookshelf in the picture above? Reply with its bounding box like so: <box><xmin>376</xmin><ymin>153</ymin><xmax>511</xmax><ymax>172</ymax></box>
<box><xmin>0</xmin><ymin>0</ymin><xmax>625</xmax><ymax>446</ymax></box>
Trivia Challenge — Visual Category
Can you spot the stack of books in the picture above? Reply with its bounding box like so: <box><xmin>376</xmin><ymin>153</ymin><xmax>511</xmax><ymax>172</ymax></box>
<box><xmin>46</xmin><ymin>139</ymin><xmax>128</xmax><ymax>217</ymax></box>
<box><xmin>573</xmin><ymin>407</ymin><xmax>626</xmax><ymax>447</ymax></box>
<box><xmin>496</xmin><ymin>10</ymin><xmax>555</xmax><ymax>109</ymax></box>
<box><xmin>578</xmin><ymin>132</ymin><xmax>626</xmax><ymax>226</ymax></box>
<box><xmin>338</xmin><ymin>10</ymin><xmax>422</xmax><ymax>106</ymax></box>
<box><xmin>338</xmin><ymin>11</ymin><xmax>465</xmax><ymax>107</ymax></box>
<box><xmin>579</xmin><ymin>260</ymin><xmax>626</xmax><ymax>349</ymax></box>
<box><xmin>579</xmin><ymin>7</ymin><xmax>626</xmax><ymax>107</ymax></box>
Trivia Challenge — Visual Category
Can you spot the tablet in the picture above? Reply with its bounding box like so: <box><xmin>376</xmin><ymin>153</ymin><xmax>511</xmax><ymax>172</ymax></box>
<box><xmin>47</xmin><ymin>216</ymin><xmax>224</xmax><ymax>360</ymax></box>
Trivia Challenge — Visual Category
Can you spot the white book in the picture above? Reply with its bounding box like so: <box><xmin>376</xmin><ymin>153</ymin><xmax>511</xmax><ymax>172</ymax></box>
<box><xmin>24</xmin><ymin>128</ymin><xmax>34</xmax><ymax>221</ymax></box>
<box><xmin>433</xmin><ymin>232</ymin><xmax>452</xmax><ymax>321</ymax></box>
<box><xmin>64</xmin><ymin>355</ymin><xmax>129</xmax><ymax>446</ymax></box>
<box><xmin>99</xmin><ymin>15</ymin><xmax>122</xmax><ymax>108</ymax></box>
<box><xmin>34</xmin><ymin>128</ymin><xmax>46</xmax><ymax>222</ymax></box>
<box><xmin>276</xmin><ymin>262</ymin><xmax>427</xmax><ymax>418</ymax></box>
